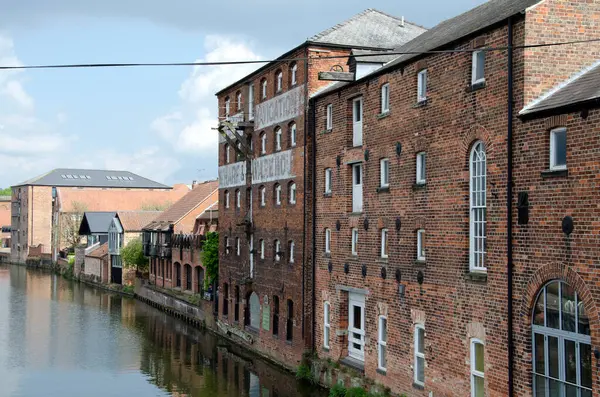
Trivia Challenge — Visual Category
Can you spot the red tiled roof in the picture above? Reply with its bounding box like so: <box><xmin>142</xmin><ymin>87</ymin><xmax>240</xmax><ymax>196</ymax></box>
<box><xmin>117</xmin><ymin>211</ymin><xmax>162</xmax><ymax>232</ymax></box>
<box><xmin>87</xmin><ymin>243</ymin><xmax>108</xmax><ymax>259</ymax></box>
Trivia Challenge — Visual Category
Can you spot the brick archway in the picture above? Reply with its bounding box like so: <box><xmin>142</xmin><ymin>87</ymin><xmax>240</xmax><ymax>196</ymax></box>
<box><xmin>460</xmin><ymin>124</ymin><xmax>494</xmax><ymax>168</ymax></box>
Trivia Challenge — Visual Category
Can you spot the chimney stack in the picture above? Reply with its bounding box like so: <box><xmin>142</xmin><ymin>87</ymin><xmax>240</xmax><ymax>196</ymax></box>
<box><xmin>192</xmin><ymin>180</ymin><xmax>198</xmax><ymax>189</ymax></box>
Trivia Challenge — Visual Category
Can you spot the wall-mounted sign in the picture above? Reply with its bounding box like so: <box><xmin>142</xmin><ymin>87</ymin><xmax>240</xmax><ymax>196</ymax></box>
<box><xmin>254</xmin><ymin>84</ymin><xmax>305</xmax><ymax>130</ymax></box>
<box><xmin>251</xmin><ymin>150</ymin><xmax>294</xmax><ymax>184</ymax></box>
<box><xmin>218</xmin><ymin>162</ymin><xmax>246</xmax><ymax>189</ymax></box>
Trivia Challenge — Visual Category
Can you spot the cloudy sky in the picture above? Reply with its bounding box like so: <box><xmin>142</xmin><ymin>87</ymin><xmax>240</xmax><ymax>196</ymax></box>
<box><xmin>0</xmin><ymin>0</ymin><xmax>486</xmax><ymax>188</ymax></box>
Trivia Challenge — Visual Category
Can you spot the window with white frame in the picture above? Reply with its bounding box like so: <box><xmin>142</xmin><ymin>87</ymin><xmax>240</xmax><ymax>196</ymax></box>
<box><xmin>261</xmin><ymin>132</ymin><xmax>267</xmax><ymax>155</ymax></box>
<box><xmin>236</xmin><ymin>237</ymin><xmax>240</xmax><ymax>256</ymax></box>
<box><xmin>225</xmin><ymin>144</ymin><xmax>230</xmax><ymax>164</ymax></box>
<box><xmin>276</xmin><ymin>71</ymin><xmax>283</xmax><ymax>92</ymax></box>
<box><xmin>417</xmin><ymin>229</ymin><xmax>425</xmax><ymax>261</ymax></box>
<box><xmin>472</xmin><ymin>50</ymin><xmax>485</xmax><ymax>86</ymax></box>
<box><xmin>416</xmin><ymin>152</ymin><xmax>426</xmax><ymax>184</ymax></box>
<box><xmin>417</xmin><ymin>69</ymin><xmax>427</xmax><ymax>102</ymax></box>
<box><xmin>274</xmin><ymin>239</ymin><xmax>281</xmax><ymax>261</ymax></box>
<box><xmin>225</xmin><ymin>190</ymin><xmax>230</xmax><ymax>209</ymax></box>
<box><xmin>378</xmin><ymin>316</ymin><xmax>387</xmax><ymax>371</ymax></box>
<box><xmin>225</xmin><ymin>236</ymin><xmax>230</xmax><ymax>254</ymax></box>
<box><xmin>225</xmin><ymin>97</ymin><xmax>230</xmax><ymax>117</ymax></box>
<box><xmin>291</xmin><ymin>63</ymin><xmax>297</xmax><ymax>86</ymax></box>
<box><xmin>259</xmin><ymin>239</ymin><xmax>265</xmax><ymax>259</ymax></box>
<box><xmin>381</xmin><ymin>228</ymin><xmax>389</xmax><ymax>258</ymax></box>
<box><xmin>275</xmin><ymin>127</ymin><xmax>282</xmax><ymax>151</ymax></box>
<box><xmin>471</xmin><ymin>339</ymin><xmax>485</xmax><ymax>397</ymax></box>
<box><xmin>248</xmin><ymin>84</ymin><xmax>255</xmax><ymax>120</ymax></box>
<box><xmin>470</xmin><ymin>141</ymin><xmax>487</xmax><ymax>271</ymax></box>
<box><xmin>275</xmin><ymin>184</ymin><xmax>281</xmax><ymax>205</ymax></box>
<box><xmin>326</xmin><ymin>104</ymin><xmax>333</xmax><ymax>130</ymax></box>
<box><xmin>380</xmin><ymin>158</ymin><xmax>389</xmax><ymax>188</ymax></box>
<box><xmin>236</xmin><ymin>189</ymin><xmax>241</xmax><ymax>209</ymax></box>
<box><xmin>261</xmin><ymin>79</ymin><xmax>267</xmax><ymax>99</ymax></box>
<box><xmin>381</xmin><ymin>83</ymin><xmax>390</xmax><ymax>113</ymax></box>
<box><xmin>289</xmin><ymin>240</ymin><xmax>294</xmax><ymax>263</ymax></box>
<box><xmin>323</xmin><ymin>301</ymin><xmax>331</xmax><ymax>349</ymax></box>
<box><xmin>237</xmin><ymin>91</ymin><xmax>242</xmax><ymax>110</ymax></box>
<box><xmin>351</xmin><ymin>228</ymin><xmax>358</xmax><ymax>256</ymax></box>
<box><xmin>414</xmin><ymin>325</ymin><xmax>425</xmax><ymax>385</ymax></box>
<box><xmin>550</xmin><ymin>127</ymin><xmax>567</xmax><ymax>170</ymax></box>
<box><xmin>289</xmin><ymin>182</ymin><xmax>296</xmax><ymax>204</ymax></box>
<box><xmin>260</xmin><ymin>186</ymin><xmax>266</xmax><ymax>207</ymax></box>
<box><xmin>325</xmin><ymin>228</ymin><xmax>331</xmax><ymax>254</ymax></box>
<box><xmin>290</xmin><ymin>123</ymin><xmax>296</xmax><ymax>147</ymax></box>
<box><xmin>325</xmin><ymin>168</ymin><xmax>332</xmax><ymax>194</ymax></box>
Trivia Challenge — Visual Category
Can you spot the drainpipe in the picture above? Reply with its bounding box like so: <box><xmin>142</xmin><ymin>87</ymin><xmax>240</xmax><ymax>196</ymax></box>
<box><xmin>506</xmin><ymin>16</ymin><xmax>515</xmax><ymax>397</ymax></box>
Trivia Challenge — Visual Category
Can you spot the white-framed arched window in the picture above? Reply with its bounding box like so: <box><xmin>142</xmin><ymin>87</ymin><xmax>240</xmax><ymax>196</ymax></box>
<box><xmin>470</xmin><ymin>338</ymin><xmax>484</xmax><ymax>397</ymax></box>
<box><xmin>275</xmin><ymin>127</ymin><xmax>282</xmax><ymax>151</ymax></box>
<box><xmin>469</xmin><ymin>141</ymin><xmax>486</xmax><ymax>271</ymax></box>
<box><xmin>532</xmin><ymin>280</ymin><xmax>591</xmax><ymax>397</ymax></box>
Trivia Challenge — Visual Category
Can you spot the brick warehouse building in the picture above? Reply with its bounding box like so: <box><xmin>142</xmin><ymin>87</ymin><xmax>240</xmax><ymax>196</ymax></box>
<box><xmin>215</xmin><ymin>10</ymin><xmax>426</xmax><ymax>369</ymax></box>
<box><xmin>309</xmin><ymin>0</ymin><xmax>600</xmax><ymax>396</ymax></box>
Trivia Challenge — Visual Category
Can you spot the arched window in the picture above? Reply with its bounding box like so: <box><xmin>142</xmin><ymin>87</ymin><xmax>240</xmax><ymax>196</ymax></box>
<box><xmin>275</xmin><ymin>127</ymin><xmax>282</xmax><ymax>151</ymax></box>
<box><xmin>236</xmin><ymin>90</ymin><xmax>242</xmax><ymax>110</ymax></box>
<box><xmin>260</xmin><ymin>132</ymin><xmax>267</xmax><ymax>155</ymax></box>
<box><xmin>175</xmin><ymin>262</ymin><xmax>181</xmax><ymax>288</ymax></box>
<box><xmin>195</xmin><ymin>266</ymin><xmax>204</xmax><ymax>293</ymax></box>
<box><xmin>224</xmin><ymin>96</ymin><xmax>230</xmax><ymax>117</ymax></box>
<box><xmin>259</xmin><ymin>239</ymin><xmax>265</xmax><ymax>259</ymax></box>
<box><xmin>234</xmin><ymin>286</ymin><xmax>240</xmax><ymax>322</ymax></box>
<box><xmin>532</xmin><ymin>280</ymin><xmax>591</xmax><ymax>396</ymax></box>
<box><xmin>288</xmin><ymin>240</ymin><xmax>295</xmax><ymax>263</ymax></box>
<box><xmin>286</xmin><ymin>299</ymin><xmax>294</xmax><ymax>342</ymax></box>
<box><xmin>274</xmin><ymin>239</ymin><xmax>281</xmax><ymax>262</ymax></box>
<box><xmin>325</xmin><ymin>228</ymin><xmax>331</xmax><ymax>254</ymax></box>
<box><xmin>470</xmin><ymin>141</ymin><xmax>487</xmax><ymax>271</ymax></box>
<box><xmin>290</xmin><ymin>63</ymin><xmax>298</xmax><ymax>86</ymax></box>
<box><xmin>224</xmin><ymin>143</ymin><xmax>230</xmax><ymax>164</ymax></box>
<box><xmin>275</xmin><ymin>70</ymin><xmax>283</xmax><ymax>92</ymax></box>
<box><xmin>261</xmin><ymin>79</ymin><xmax>267</xmax><ymax>99</ymax></box>
<box><xmin>274</xmin><ymin>184</ymin><xmax>282</xmax><ymax>206</ymax></box>
<box><xmin>185</xmin><ymin>264</ymin><xmax>192</xmax><ymax>290</ymax></box>
<box><xmin>259</xmin><ymin>185</ymin><xmax>266</xmax><ymax>207</ymax></box>
<box><xmin>288</xmin><ymin>182</ymin><xmax>296</xmax><ymax>204</ymax></box>
<box><xmin>289</xmin><ymin>122</ymin><xmax>297</xmax><ymax>147</ymax></box>
<box><xmin>235</xmin><ymin>189</ymin><xmax>241</xmax><ymax>209</ymax></box>
<box><xmin>273</xmin><ymin>296</ymin><xmax>280</xmax><ymax>336</ymax></box>
<box><xmin>224</xmin><ymin>190</ymin><xmax>230</xmax><ymax>209</ymax></box>
<box><xmin>222</xmin><ymin>282</ymin><xmax>229</xmax><ymax>316</ymax></box>
<box><xmin>248</xmin><ymin>292</ymin><xmax>260</xmax><ymax>329</ymax></box>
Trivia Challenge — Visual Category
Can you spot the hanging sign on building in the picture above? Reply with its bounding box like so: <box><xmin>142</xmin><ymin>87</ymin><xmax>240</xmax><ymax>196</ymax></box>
<box><xmin>218</xmin><ymin>162</ymin><xmax>246</xmax><ymax>189</ymax></box>
<box><xmin>254</xmin><ymin>84</ymin><xmax>305</xmax><ymax>130</ymax></box>
<box><xmin>251</xmin><ymin>150</ymin><xmax>294</xmax><ymax>184</ymax></box>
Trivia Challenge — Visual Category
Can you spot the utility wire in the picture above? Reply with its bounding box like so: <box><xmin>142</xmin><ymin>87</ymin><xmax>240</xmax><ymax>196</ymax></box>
<box><xmin>0</xmin><ymin>37</ymin><xmax>599</xmax><ymax>70</ymax></box>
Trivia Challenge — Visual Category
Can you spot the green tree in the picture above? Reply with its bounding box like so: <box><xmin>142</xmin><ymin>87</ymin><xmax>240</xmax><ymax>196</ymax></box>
<box><xmin>121</xmin><ymin>238</ymin><xmax>149</xmax><ymax>272</ymax></box>
<box><xmin>201</xmin><ymin>232</ymin><xmax>219</xmax><ymax>288</ymax></box>
<box><xmin>0</xmin><ymin>187</ymin><xmax>12</xmax><ymax>196</ymax></box>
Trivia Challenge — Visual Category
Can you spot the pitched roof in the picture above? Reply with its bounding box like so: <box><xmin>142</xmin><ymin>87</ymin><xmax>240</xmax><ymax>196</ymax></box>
<box><xmin>87</xmin><ymin>243</ymin><xmax>109</xmax><ymax>259</ymax></box>
<box><xmin>57</xmin><ymin>184</ymin><xmax>190</xmax><ymax>213</ymax></box>
<box><xmin>309</xmin><ymin>9</ymin><xmax>426</xmax><ymax>49</ymax></box>
<box><xmin>351</xmin><ymin>49</ymin><xmax>399</xmax><ymax>64</ymax></box>
<box><xmin>520</xmin><ymin>61</ymin><xmax>600</xmax><ymax>116</ymax></box>
<box><xmin>116</xmin><ymin>211</ymin><xmax>162</xmax><ymax>232</ymax></box>
<box><xmin>79</xmin><ymin>212</ymin><xmax>116</xmax><ymax>235</ymax></box>
<box><xmin>144</xmin><ymin>180</ymin><xmax>219</xmax><ymax>230</ymax></box>
<box><xmin>14</xmin><ymin>168</ymin><xmax>170</xmax><ymax>189</ymax></box>
<box><xmin>312</xmin><ymin>0</ymin><xmax>543</xmax><ymax>99</ymax></box>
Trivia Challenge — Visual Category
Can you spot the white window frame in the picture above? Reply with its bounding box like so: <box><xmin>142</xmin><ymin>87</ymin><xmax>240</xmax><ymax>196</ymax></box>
<box><xmin>323</xmin><ymin>301</ymin><xmax>331</xmax><ymax>349</ymax></box>
<box><xmin>276</xmin><ymin>71</ymin><xmax>283</xmax><ymax>92</ymax></box>
<box><xmin>378</xmin><ymin>315</ymin><xmax>387</xmax><ymax>371</ymax></box>
<box><xmin>274</xmin><ymin>240</ymin><xmax>281</xmax><ymax>261</ymax></box>
<box><xmin>260</xmin><ymin>186</ymin><xmax>266</xmax><ymax>207</ymax></box>
<box><xmin>262</xmin><ymin>80</ymin><xmax>267</xmax><ymax>99</ymax></box>
<box><xmin>381</xmin><ymin>228</ymin><xmax>388</xmax><ymax>258</ymax></box>
<box><xmin>472</xmin><ymin>50</ymin><xmax>485</xmax><ymax>86</ymax></box>
<box><xmin>225</xmin><ymin>236</ymin><xmax>230</xmax><ymax>254</ymax></box>
<box><xmin>417</xmin><ymin>229</ymin><xmax>425</xmax><ymax>261</ymax></box>
<box><xmin>275</xmin><ymin>184</ymin><xmax>281</xmax><ymax>205</ymax></box>
<box><xmin>289</xmin><ymin>183</ymin><xmax>296</xmax><ymax>204</ymax></box>
<box><xmin>237</xmin><ymin>91</ymin><xmax>242</xmax><ymax>110</ymax></box>
<box><xmin>470</xmin><ymin>141</ymin><xmax>487</xmax><ymax>272</ymax></box>
<box><xmin>261</xmin><ymin>133</ymin><xmax>267</xmax><ymax>155</ymax></box>
<box><xmin>550</xmin><ymin>127</ymin><xmax>567</xmax><ymax>170</ymax></box>
<box><xmin>225</xmin><ymin>97</ymin><xmax>230</xmax><ymax>117</ymax></box>
<box><xmin>275</xmin><ymin>127</ymin><xmax>282</xmax><ymax>151</ymax></box>
<box><xmin>417</xmin><ymin>69</ymin><xmax>427</xmax><ymax>102</ymax></box>
<box><xmin>236</xmin><ymin>237</ymin><xmax>240</xmax><ymax>256</ymax></box>
<box><xmin>380</xmin><ymin>158</ymin><xmax>389</xmax><ymax>188</ymax></box>
<box><xmin>416</xmin><ymin>152</ymin><xmax>426</xmax><ymax>184</ymax></box>
<box><xmin>248</xmin><ymin>84</ymin><xmax>254</xmax><ymax>120</ymax></box>
<box><xmin>381</xmin><ymin>83</ymin><xmax>390</xmax><ymax>113</ymax></box>
<box><xmin>290</xmin><ymin>123</ymin><xmax>297</xmax><ymax>147</ymax></box>
<box><xmin>352</xmin><ymin>97</ymin><xmax>363</xmax><ymax>147</ymax></box>
<box><xmin>225</xmin><ymin>191</ymin><xmax>230</xmax><ymax>209</ymax></box>
<box><xmin>326</xmin><ymin>104</ymin><xmax>333</xmax><ymax>130</ymax></box>
<box><xmin>236</xmin><ymin>190</ymin><xmax>241</xmax><ymax>209</ymax></box>
<box><xmin>291</xmin><ymin>64</ymin><xmax>297</xmax><ymax>86</ymax></box>
<box><xmin>470</xmin><ymin>339</ymin><xmax>485</xmax><ymax>397</ymax></box>
<box><xmin>225</xmin><ymin>144</ymin><xmax>230</xmax><ymax>164</ymax></box>
<box><xmin>325</xmin><ymin>228</ymin><xmax>331</xmax><ymax>254</ymax></box>
<box><xmin>351</xmin><ymin>228</ymin><xmax>358</xmax><ymax>256</ymax></box>
<box><xmin>414</xmin><ymin>324</ymin><xmax>425</xmax><ymax>386</ymax></box>
<box><xmin>289</xmin><ymin>240</ymin><xmax>295</xmax><ymax>263</ymax></box>
<box><xmin>260</xmin><ymin>239</ymin><xmax>265</xmax><ymax>259</ymax></box>
<box><xmin>325</xmin><ymin>168</ymin><xmax>332</xmax><ymax>194</ymax></box>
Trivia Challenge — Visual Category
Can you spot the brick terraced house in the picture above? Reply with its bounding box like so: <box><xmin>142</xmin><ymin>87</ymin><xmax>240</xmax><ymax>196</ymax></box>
<box><xmin>309</xmin><ymin>0</ymin><xmax>600</xmax><ymax>396</ymax></box>
<box><xmin>215</xmin><ymin>9</ymin><xmax>426</xmax><ymax>370</ymax></box>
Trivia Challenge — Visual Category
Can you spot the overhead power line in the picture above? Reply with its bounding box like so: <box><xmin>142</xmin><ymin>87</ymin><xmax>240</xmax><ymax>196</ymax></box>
<box><xmin>0</xmin><ymin>37</ymin><xmax>599</xmax><ymax>71</ymax></box>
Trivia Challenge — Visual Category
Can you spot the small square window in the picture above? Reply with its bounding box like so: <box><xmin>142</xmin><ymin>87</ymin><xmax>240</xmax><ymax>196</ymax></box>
<box><xmin>417</xmin><ymin>229</ymin><xmax>425</xmax><ymax>261</ymax></box>
<box><xmin>380</xmin><ymin>158</ymin><xmax>389</xmax><ymax>188</ymax></box>
<box><xmin>416</xmin><ymin>152</ymin><xmax>426</xmax><ymax>184</ymax></box>
<box><xmin>550</xmin><ymin>127</ymin><xmax>567</xmax><ymax>170</ymax></box>
<box><xmin>381</xmin><ymin>83</ymin><xmax>390</xmax><ymax>113</ymax></box>
<box><xmin>326</xmin><ymin>104</ymin><xmax>333</xmax><ymax>130</ymax></box>
<box><xmin>417</xmin><ymin>69</ymin><xmax>427</xmax><ymax>102</ymax></box>
<box><xmin>351</xmin><ymin>228</ymin><xmax>358</xmax><ymax>256</ymax></box>
<box><xmin>472</xmin><ymin>50</ymin><xmax>485</xmax><ymax>85</ymax></box>
<box><xmin>324</xmin><ymin>168</ymin><xmax>332</xmax><ymax>194</ymax></box>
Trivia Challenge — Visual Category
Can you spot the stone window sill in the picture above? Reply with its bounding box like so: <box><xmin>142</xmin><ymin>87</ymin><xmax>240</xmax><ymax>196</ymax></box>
<box><xmin>340</xmin><ymin>357</ymin><xmax>365</xmax><ymax>373</ymax></box>
<box><xmin>412</xmin><ymin>183</ymin><xmax>426</xmax><ymax>190</ymax></box>
<box><xmin>322</xmin><ymin>129</ymin><xmax>332</xmax><ymax>135</ymax></box>
<box><xmin>413</xmin><ymin>382</ymin><xmax>425</xmax><ymax>390</ymax></box>
<box><xmin>376</xmin><ymin>368</ymin><xmax>387</xmax><ymax>376</ymax></box>
<box><xmin>414</xmin><ymin>260</ymin><xmax>426</xmax><ymax>268</ymax></box>
<box><xmin>322</xmin><ymin>346</ymin><xmax>330</xmax><ymax>353</ymax></box>
<box><xmin>376</xmin><ymin>257</ymin><xmax>389</xmax><ymax>265</ymax></box>
<box><xmin>468</xmin><ymin>81</ymin><xmax>486</xmax><ymax>92</ymax></box>
<box><xmin>323</xmin><ymin>192</ymin><xmax>332</xmax><ymax>198</ymax></box>
<box><xmin>377</xmin><ymin>112</ymin><xmax>390</xmax><ymax>120</ymax></box>
<box><xmin>413</xmin><ymin>99</ymin><xmax>428</xmax><ymax>108</ymax></box>
<box><xmin>465</xmin><ymin>271</ymin><xmax>487</xmax><ymax>282</ymax></box>
<box><xmin>246</xmin><ymin>326</ymin><xmax>259</xmax><ymax>334</ymax></box>
<box><xmin>323</xmin><ymin>253</ymin><xmax>331</xmax><ymax>259</ymax></box>
<box><xmin>377</xmin><ymin>186</ymin><xmax>390</xmax><ymax>193</ymax></box>
<box><xmin>541</xmin><ymin>168</ymin><xmax>568</xmax><ymax>178</ymax></box>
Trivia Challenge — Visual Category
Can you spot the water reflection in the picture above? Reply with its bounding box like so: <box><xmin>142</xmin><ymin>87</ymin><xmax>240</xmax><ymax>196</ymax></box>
<box><xmin>0</xmin><ymin>265</ymin><xmax>325</xmax><ymax>397</ymax></box>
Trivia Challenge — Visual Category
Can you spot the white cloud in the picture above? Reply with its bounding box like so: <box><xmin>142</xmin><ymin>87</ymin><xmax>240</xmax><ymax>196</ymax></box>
<box><xmin>152</xmin><ymin>35</ymin><xmax>262</xmax><ymax>156</ymax></box>
<box><xmin>101</xmin><ymin>146</ymin><xmax>181</xmax><ymax>183</ymax></box>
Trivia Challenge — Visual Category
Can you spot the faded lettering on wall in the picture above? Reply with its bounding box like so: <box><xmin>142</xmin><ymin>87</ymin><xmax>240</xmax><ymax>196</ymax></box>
<box><xmin>254</xmin><ymin>84</ymin><xmax>305</xmax><ymax>130</ymax></box>
<box><xmin>217</xmin><ymin>150</ymin><xmax>294</xmax><ymax>188</ymax></box>
<box><xmin>218</xmin><ymin>162</ymin><xmax>246</xmax><ymax>189</ymax></box>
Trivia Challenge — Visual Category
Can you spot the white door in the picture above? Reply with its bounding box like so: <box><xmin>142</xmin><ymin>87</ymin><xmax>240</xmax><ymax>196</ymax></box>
<box><xmin>348</xmin><ymin>293</ymin><xmax>366</xmax><ymax>361</ymax></box>
<box><xmin>249</xmin><ymin>234</ymin><xmax>254</xmax><ymax>278</ymax></box>
<box><xmin>353</xmin><ymin>97</ymin><xmax>363</xmax><ymax>146</ymax></box>
<box><xmin>352</xmin><ymin>164</ymin><xmax>363</xmax><ymax>213</ymax></box>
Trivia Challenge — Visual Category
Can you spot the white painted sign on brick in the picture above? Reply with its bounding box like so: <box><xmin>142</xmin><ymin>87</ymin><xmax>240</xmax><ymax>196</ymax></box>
<box><xmin>218</xmin><ymin>162</ymin><xmax>246</xmax><ymax>189</ymax></box>
<box><xmin>251</xmin><ymin>150</ymin><xmax>294</xmax><ymax>184</ymax></box>
<box><xmin>254</xmin><ymin>84</ymin><xmax>305</xmax><ymax>130</ymax></box>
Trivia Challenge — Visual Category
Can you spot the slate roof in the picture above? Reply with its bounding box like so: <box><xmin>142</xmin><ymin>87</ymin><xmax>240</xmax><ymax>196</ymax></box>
<box><xmin>144</xmin><ymin>180</ymin><xmax>219</xmax><ymax>231</ymax></box>
<box><xmin>79</xmin><ymin>212</ymin><xmax>116</xmax><ymax>235</ymax></box>
<box><xmin>520</xmin><ymin>61</ymin><xmax>600</xmax><ymax>116</ymax></box>
<box><xmin>309</xmin><ymin>9</ymin><xmax>426</xmax><ymax>50</ymax></box>
<box><xmin>14</xmin><ymin>168</ymin><xmax>170</xmax><ymax>189</ymax></box>
<box><xmin>312</xmin><ymin>0</ymin><xmax>543</xmax><ymax>99</ymax></box>
<box><xmin>116</xmin><ymin>211</ymin><xmax>162</xmax><ymax>232</ymax></box>
<box><xmin>87</xmin><ymin>243</ymin><xmax>109</xmax><ymax>259</ymax></box>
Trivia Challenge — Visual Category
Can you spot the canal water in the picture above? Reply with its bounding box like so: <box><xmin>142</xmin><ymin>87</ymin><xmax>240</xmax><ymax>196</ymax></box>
<box><xmin>0</xmin><ymin>265</ymin><xmax>326</xmax><ymax>397</ymax></box>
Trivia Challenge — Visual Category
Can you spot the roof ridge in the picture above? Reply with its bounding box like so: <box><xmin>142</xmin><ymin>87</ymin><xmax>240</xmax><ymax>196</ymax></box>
<box><xmin>309</xmin><ymin>9</ymin><xmax>377</xmax><ymax>41</ymax></box>
<box><xmin>369</xmin><ymin>8</ymin><xmax>429</xmax><ymax>30</ymax></box>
